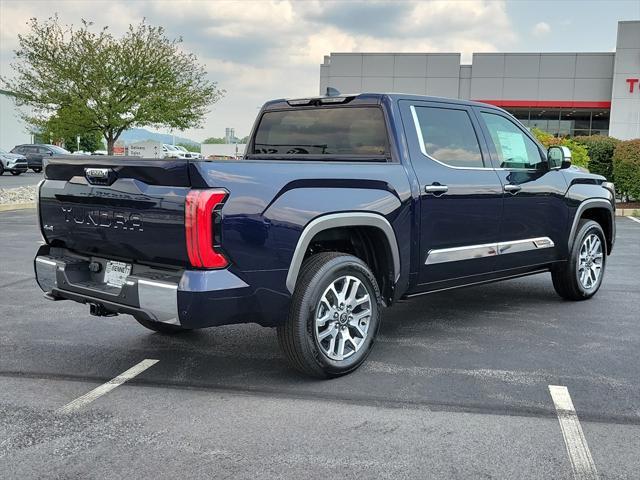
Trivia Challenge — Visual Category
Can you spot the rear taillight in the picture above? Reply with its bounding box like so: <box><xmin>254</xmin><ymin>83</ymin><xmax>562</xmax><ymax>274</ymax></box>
<box><xmin>185</xmin><ymin>189</ymin><xmax>228</xmax><ymax>269</ymax></box>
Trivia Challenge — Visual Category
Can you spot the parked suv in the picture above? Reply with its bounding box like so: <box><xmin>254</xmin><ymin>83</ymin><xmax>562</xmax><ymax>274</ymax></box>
<box><xmin>175</xmin><ymin>145</ymin><xmax>203</xmax><ymax>159</ymax></box>
<box><xmin>34</xmin><ymin>93</ymin><xmax>615</xmax><ymax>378</ymax></box>
<box><xmin>0</xmin><ymin>148</ymin><xmax>28</xmax><ymax>175</ymax></box>
<box><xmin>11</xmin><ymin>144</ymin><xmax>70</xmax><ymax>172</ymax></box>
<box><xmin>162</xmin><ymin>144</ymin><xmax>188</xmax><ymax>159</ymax></box>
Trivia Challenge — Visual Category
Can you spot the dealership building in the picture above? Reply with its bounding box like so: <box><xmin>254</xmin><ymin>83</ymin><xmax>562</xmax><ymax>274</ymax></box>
<box><xmin>319</xmin><ymin>20</ymin><xmax>640</xmax><ymax>140</ymax></box>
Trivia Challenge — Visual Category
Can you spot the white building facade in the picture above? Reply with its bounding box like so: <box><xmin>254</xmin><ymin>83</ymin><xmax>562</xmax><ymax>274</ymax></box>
<box><xmin>320</xmin><ymin>20</ymin><xmax>640</xmax><ymax>140</ymax></box>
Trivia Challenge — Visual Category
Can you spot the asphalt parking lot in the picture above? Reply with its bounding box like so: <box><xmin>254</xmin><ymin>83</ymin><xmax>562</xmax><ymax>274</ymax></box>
<box><xmin>0</xmin><ymin>171</ymin><xmax>43</xmax><ymax>188</ymax></box>
<box><xmin>1</xmin><ymin>209</ymin><xmax>639</xmax><ymax>479</ymax></box>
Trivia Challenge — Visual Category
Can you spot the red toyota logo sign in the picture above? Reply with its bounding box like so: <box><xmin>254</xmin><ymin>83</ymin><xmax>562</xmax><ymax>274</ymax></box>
<box><xmin>626</xmin><ymin>78</ymin><xmax>639</xmax><ymax>93</ymax></box>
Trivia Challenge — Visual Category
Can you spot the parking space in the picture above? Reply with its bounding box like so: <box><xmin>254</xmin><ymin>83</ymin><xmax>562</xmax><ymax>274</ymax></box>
<box><xmin>0</xmin><ymin>170</ymin><xmax>43</xmax><ymax>188</ymax></box>
<box><xmin>1</xmin><ymin>209</ymin><xmax>639</xmax><ymax>479</ymax></box>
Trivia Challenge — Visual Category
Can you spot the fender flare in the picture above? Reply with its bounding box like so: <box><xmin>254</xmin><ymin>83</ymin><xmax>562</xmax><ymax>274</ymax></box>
<box><xmin>567</xmin><ymin>198</ymin><xmax>614</xmax><ymax>250</ymax></box>
<box><xmin>285</xmin><ymin>212</ymin><xmax>401</xmax><ymax>294</ymax></box>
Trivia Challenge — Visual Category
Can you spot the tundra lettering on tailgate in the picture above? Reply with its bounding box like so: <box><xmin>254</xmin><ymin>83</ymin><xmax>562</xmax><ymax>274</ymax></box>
<box><xmin>61</xmin><ymin>206</ymin><xmax>144</xmax><ymax>231</ymax></box>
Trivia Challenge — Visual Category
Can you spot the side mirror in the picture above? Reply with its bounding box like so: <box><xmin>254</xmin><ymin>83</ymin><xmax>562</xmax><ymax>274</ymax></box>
<box><xmin>548</xmin><ymin>145</ymin><xmax>572</xmax><ymax>170</ymax></box>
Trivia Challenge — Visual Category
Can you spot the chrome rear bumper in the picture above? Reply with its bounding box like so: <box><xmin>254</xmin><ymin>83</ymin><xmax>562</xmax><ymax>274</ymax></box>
<box><xmin>35</xmin><ymin>253</ymin><xmax>180</xmax><ymax>325</ymax></box>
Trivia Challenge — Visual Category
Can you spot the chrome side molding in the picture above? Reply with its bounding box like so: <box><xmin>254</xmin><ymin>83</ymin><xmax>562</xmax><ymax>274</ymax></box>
<box><xmin>425</xmin><ymin>237</ymin><xmax>555</xmax><ymax>265</ymax></box>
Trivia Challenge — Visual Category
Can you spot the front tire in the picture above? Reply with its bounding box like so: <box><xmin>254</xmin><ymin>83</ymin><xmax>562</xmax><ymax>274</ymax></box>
<box><xmin>552</xmin><ymin>219</ymin><xmax>606</xmax><ymax>300</ymax></box>
<box><xmin>278</xmin><ymin>252</ymin><xmax>382</xmax><ymax>378</ymax></box>
<box><xmin>32</xmin><ymin>168</ymin><xmax>42</xmax><ymax>173</ymax></box>
<box><xmin>135</xmin><ymin>317</ymin><xmax>191</xmax><ymax>334</ymax></box>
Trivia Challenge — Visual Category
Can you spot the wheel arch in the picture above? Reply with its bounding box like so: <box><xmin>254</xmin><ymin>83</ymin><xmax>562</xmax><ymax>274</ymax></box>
<box><xmin>568</xmin><ymin>199</ymin><xmax>615</xmax><ymax>254</ymax></box>
<box><xmin>286</xmin><ymin>213</ymin><xmax>401</xmax><ymax>301</ymax></box>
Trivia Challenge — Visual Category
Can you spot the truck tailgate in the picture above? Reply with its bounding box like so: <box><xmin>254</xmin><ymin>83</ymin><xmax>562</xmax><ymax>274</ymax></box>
<box><xmin>40</xmin><ymin>156</ymin><xmax>191</xmax><ymax>267</ymax></box>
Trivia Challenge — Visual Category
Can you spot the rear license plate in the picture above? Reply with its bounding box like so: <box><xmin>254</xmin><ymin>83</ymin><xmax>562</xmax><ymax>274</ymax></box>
<box><xmin>104</xmin><ymin>260</ymin><xmax>132</xmax><ymax>287</ymax></box>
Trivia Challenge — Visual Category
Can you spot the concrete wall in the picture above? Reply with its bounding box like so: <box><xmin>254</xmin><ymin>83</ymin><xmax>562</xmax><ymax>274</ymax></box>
<box><xmin>319</xmin><ymin>20</ymin><xmax>640</xmax><ymax>140</ymax></box>
<box><xmin>609</xmin><ymin>21</ymin><xmax>640</xmax><ymax>140</ymax></box>
<box><xmin>469</xmin><ymin>53</ymin><xmax>614</xmax><ymax>103</ymax></box>
<box><xmin>320</xmin><ymin>52</ymin><xmax>614</xmax><ymax>104</ymax></box>
<box><xmin>320</xmin><ymin>53</ymin><xmax>461</xmax><ymax>98</ymax></box>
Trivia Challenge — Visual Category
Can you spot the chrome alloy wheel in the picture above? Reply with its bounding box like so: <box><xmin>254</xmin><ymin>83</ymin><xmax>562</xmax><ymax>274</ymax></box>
<box><xmin>314</xmin><ymin>275</ymin><xmax>372</xmax><ymax>361</ymax></box>
<box><xmin>577</xmin><ymin>233</ymin><xmax>603</xmax><ymax>290</ymax></box>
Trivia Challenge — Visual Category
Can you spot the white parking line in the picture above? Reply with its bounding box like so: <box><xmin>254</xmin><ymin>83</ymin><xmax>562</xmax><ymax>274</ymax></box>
<box><xmin>57</xmin><ymin>359</ymin><xmax>159</xmax><ymax>414</ymax></box>
<box><xmin>627</xmin><ymin>216</ymin><xmax>640</xmax><ymax>225</ymax></box>
<box><xmin>548</xmin><ymin>385</ymin><xmax>598</xmax><ymax>480</ymax></box>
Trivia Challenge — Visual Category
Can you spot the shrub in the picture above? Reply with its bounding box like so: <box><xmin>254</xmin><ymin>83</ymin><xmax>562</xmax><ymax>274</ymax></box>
<box><xmin>573</xmin><ymin>135</ymin><xmax>619</xmax><ymax>180</ymax></box>
<box><xmin>531</xmin><ymin>128</ymin><xmax>589</xmax><ymax>169</ymax></box>
<box><xmin>612</xmin><ymin>140</ymin><xmax>640</xmax><ymax>201</ymax></box>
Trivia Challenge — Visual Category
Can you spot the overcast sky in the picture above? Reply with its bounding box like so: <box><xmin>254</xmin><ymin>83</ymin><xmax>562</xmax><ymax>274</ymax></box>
<box><xmin>1</xmin><ymin>0</ymin><xmax>638</xmax><ymax>141</ymax></box>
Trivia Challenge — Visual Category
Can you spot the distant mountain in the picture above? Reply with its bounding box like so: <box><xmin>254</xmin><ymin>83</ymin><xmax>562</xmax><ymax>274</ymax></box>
<box><xmin>118</xmin><ymin>128</ymin><xmax>200</xmax><ymax>146</ymax></box>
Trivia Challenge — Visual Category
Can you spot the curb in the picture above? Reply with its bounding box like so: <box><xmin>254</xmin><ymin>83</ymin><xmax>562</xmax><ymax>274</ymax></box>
<box><xmin>0</xmin><ymin>202</ymin><xmax>36</xmax><ymax>212</ymax></box>
<box><xmin>615</xmin><ymin>208</ymin><xmax>639</xmax><ymax>217</ymax></box>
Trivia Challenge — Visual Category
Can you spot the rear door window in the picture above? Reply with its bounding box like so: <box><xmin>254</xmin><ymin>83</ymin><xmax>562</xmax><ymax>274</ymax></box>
<box><xmin>251</xmin><ymin>107</ymin><xmax>389</xmax><ymax>159</ymax></box>
<box><xmin>412</xmin><ymin>106</ymin><xmax>484</xmax><ymax>168</ymax></box>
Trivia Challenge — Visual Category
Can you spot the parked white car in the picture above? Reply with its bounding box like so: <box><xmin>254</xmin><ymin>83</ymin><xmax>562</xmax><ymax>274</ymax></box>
<box><xmin>162</xmin><ymin>144</ymin><xmax>188</xmax><ymax>159</ymax></box>
<box><xmin>0</xmin><ymin>148</ymin><xmax>28</xmax><ymax>175</ymax></box>
<box><xmin>175</xmin><ymin>145</ymin><xmax>203</xmax><ymax>159</ymax></box>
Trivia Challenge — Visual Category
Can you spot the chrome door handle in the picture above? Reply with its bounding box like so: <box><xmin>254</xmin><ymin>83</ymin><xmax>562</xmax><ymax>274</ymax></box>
<box><xmin>425</xmin><ymin>184</ymin><xmax>449</xmax><ymax>194</ymax></box>
<box><xmin>504</xmin><ymin>184</ymin><xmax>522</xmax><ymax>194</ymax></box>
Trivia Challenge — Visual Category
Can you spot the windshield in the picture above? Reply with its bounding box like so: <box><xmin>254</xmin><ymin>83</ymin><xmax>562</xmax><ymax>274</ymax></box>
<box><xmin>251</xmin><ymin>107</ymin><xmax>388</xmax><ymax>158</ymax></box>
<box><xmin>165</xmin><ymin>144</ymin><xmax>178</xmax><ymax>150</ymax></box>
<box><xmin>48</xmin><ymin>145</ymin><xmax>70</xmax><ymax>154</ymax></box>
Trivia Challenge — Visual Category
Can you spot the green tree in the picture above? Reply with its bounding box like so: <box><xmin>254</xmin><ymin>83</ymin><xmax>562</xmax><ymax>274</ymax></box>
<box><xmin>573</xmin><ymin>135</ymin><xmax>619</xmax><ymax>181</ymax></box>
<box><xmin>2</xmin><ymin>16</ymin><xmax>224</xmax><ymax>154</ymax></box>
<box><xmin>531</xmin><ymin>128</ymin><xmax>589</xmax><ymax>169</ymax></box>
<box><xmin>202</xmin><ymin>137</ymin><xmax>226</xmax><ymax>144</ymax></box>
<box><xmin>177</xmin><ymin>142</ymin><xmax>200</xmax><ymax>153</ymax></box>
<box><xmin>612</xmin><ymin>140</ymin><xmax>640</xmax><ymax>201</ymax></box>
<box><xmin>33</xmin><ymin>106</ymin><xmax>104</xmax><ymax>152</ymax></box>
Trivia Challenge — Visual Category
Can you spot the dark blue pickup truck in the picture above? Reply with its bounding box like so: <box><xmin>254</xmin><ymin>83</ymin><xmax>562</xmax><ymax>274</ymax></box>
<box><xmin>34</xmin><ymin>93</ymin><xmax>616</xmax><ymax>377</ymax></box>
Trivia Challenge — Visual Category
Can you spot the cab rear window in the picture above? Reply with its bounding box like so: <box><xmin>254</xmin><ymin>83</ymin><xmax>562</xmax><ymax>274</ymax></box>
<box><xmin>250</xmin><ymin>107</ymin><xmax>389</xmax><ymax>159</ymax></box>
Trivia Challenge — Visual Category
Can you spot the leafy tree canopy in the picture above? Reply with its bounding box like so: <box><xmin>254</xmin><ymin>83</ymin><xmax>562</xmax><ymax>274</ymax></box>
<box><xmin>612</xmin><ymin>140</ymin><xmax>640</xmax><ymax>201</ymax></box>
<box><xmin>31</xmin><ymin>105</ymin><xmax>104</xmax><ymax>152</ymax></box>
<box><xmin>531</xmin><ymin>128</ymin><xmax>590</xmax><ymax>169</ymax></box>
<box><xmin>202</xmin><ymin>135</ymin><xmax>248</xmax><ymax>144</ymax></box>
<box><xmin>2</xmin><ymin>16</ymin><xmax>224</xmax><ymax>154</ymax></box>
<box><xmin>202</xmin><ymin>137</ymin><xmax>226</xmax><ymax>144</ymax></box>
<box><xmin>177</xmin><ymin>142</ymin><xmax>200</xmax><ymax>153</ymax></box>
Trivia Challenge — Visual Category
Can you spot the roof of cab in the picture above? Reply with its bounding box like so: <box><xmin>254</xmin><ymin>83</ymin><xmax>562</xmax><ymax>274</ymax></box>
<box><xmin>263</xmin><ymin>92</ymin><xmax>504</xmax><ymax>112</ymax></box>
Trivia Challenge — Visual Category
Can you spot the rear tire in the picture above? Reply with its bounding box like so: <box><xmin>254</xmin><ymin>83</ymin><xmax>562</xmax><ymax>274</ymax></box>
<box><xmin>32</xmin><ymin>168</ymin><xmax>42</xmax><ymax>173</ymax></box>
<box><xmin>0</xmin><ymin>164</ymin><xmax>4</xmax><ymax>175</ymax></box>
<box><xmin>135</xmin><ymin>317</ymin><xmax>191</xmax><ymax>334</ymax></box>
<box><xmin>277</xmin><ymin>252</ymin><xmax>382</xmax><ymax>378</ymax></box>
<box><xmin>552</xmin><ymin>219</ymin><xmax>606</xmax><ymax>300</ymax></box>
<box><xmin>11</xmin><ymin>171</ymin><xmax>21</xmax><ymax>176</ymax></box>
